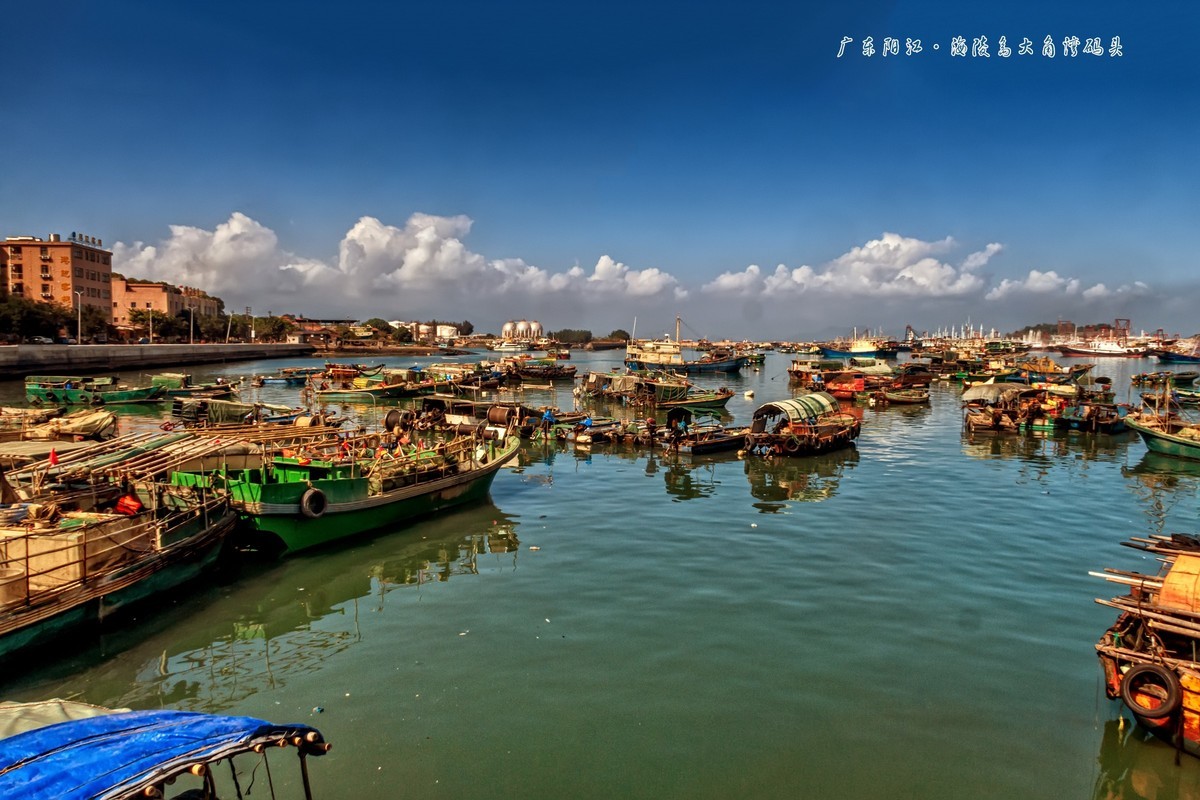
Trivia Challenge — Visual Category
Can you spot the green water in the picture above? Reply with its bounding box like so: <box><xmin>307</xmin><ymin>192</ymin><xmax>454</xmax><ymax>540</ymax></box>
<box><xmin>3</xmin><ymin>353</ymin><xmax>1200</xmax><ymax>798</ymax></box>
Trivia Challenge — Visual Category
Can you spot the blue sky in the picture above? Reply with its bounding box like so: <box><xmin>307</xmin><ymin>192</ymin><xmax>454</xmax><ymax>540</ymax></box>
<box><xmin>3</xmin><ymin>1</ymin><xmax>1196</xmax><ymax>339</ymax></box>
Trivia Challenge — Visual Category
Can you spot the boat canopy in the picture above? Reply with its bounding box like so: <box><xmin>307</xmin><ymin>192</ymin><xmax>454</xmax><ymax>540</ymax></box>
<box><xmin>0</xmin><ymin>707</ymin><xmax>327</xmax><ymax>799</ymax></box>
<box><xmin>753</xmin><ymin>392</ymin><xmax>839</xmax><ymax>421</ymax></box>
<box><xmin>961</xmin><ymin>384</ymin><xmax>1025</xmax><ymax>404</ymax></box>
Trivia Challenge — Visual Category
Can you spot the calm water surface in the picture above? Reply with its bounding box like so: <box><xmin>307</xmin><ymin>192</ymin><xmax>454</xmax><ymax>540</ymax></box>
<box><xmin>3</xmin><ymin>352</ymin><xmax>1200</xmax><ymax>799</ymax></box>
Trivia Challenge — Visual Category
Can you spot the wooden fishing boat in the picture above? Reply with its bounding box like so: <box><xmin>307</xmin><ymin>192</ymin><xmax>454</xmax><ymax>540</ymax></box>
<box><xmin>170</xmin><ymin>397</ymin><xmax>312</xmax><ymax>426</ymax></box>
<box><xmin>0</xmin><ymin>474</ymin><xmax>236</xmax><ymax>657</ymax></box>
<box><xmin>1125</xmin><ymin>414</ymin><xmax>1200</xmax><ymax>460</ymax></box>
<box><xmin>882</xmin><ymin>388</ymin><xmax>931</xmax><ymax>404</ymax></box>
<box><xmin>323</xmin><ymin>361</ymin><xmax>384</xmax><ymax>376</ymax></box>
<box><xmin>149</xmin><ymin>372</ymin><xmax>236</xmax><ymax>398</ymax></box>
<box><xmin>252</xmin><ymin>372</ymin><xmax>310</xmax><ymax>386</ymax></box>
<box><xmin>0</xmin><ymin>407</ymin><xmax>65</xmax><ymax>441</ymax></box>
<box><xmin>25</xmin><ymin>375</ymin><xmax>165</xmax><ymax>406</ymax></box>
<box><xmin>1094</xmin><ymin>533</ymin><xmax>1200</xmax><ymax>757</ymax></box>
<box><xmin>174</xmin><ymin>432</ymin><xmax>520</xmax><ymax>554</ymax></box>
<box><xmin>0</xmin><ymin>700</ymin><xmax>330</xmax><ymax>798</ymax></box>
<box><xmin>675</xmin><ymin>423</ymin><xmax>751</xmax><ymax>455</ymax></box>
<box><xmin>743</xmin><ymin>393</ymin><xmax>861</xmax><ymax>457</ymax></box>
<box><xmin>17</xmin><ymin>408</ymin><xmax>118</xmax><ymax>441</ymax></box>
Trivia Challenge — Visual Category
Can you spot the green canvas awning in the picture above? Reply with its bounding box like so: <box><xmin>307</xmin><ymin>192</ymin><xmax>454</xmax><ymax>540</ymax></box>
<box><xmin>753</xmin><ymin>392</ymin><xmax>840</xmax><ymax>421</ymax></box>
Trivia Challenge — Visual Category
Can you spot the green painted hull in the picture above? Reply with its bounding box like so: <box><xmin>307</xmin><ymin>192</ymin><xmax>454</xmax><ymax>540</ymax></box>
<box><xmin>26</xmin><ymin>385</ymin><xmax>165</xmax><ymax>405</ymax></box>
<box><xmin>1127</xmin><ymin>417</ymin><xmax>1200</xmax><ymax>460</ymax></box>
<box><xmin>227</xmin><ymin>439</ymin><xmax>521</xmax><ymax>553</ymax></box>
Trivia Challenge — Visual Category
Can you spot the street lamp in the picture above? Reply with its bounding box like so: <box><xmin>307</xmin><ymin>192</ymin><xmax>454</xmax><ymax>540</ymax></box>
<box><xmin>74</xmin><ymin>291</ymin><xmax>83</xmax><ymax>343</ymax></box>
<box><xmin>188</xmin><ymin>305</ymin><xmax>195</xmax><ymax>345</ymax></box>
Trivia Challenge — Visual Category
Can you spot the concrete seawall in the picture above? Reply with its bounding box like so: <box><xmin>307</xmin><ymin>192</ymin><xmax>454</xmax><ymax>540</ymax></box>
<box><xmin>0</xmin><ymin>343</ymin><xmax>316</xmax><ymax>380</ymax></box>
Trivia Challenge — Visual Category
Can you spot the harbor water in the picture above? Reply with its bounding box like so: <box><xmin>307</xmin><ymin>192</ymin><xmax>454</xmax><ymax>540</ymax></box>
<box><xmin>2</xmin><ymin>351</ymin><xmax>1200</xmax><ymax>799</ymax></box>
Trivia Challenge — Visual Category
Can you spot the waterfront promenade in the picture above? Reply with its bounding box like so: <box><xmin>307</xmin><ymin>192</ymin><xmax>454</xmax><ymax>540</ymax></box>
<box><xmin>0</xmin><ymin>342</ymin><xmax>315</xmax><ymax>379</ymax></box>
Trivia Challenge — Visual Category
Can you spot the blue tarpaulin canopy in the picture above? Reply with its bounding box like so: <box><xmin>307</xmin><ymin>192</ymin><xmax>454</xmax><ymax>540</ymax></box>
<box><xmin>0</xmin><ymin>708</ymin><xmax>326</xmax><ymax>800</ymax></box>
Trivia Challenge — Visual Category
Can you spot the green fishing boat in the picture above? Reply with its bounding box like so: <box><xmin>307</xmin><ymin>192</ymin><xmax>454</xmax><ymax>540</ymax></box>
<box><xmin>25</xmin><ymin>375</ymin><xmax>165</xmax><ymax>405</ymax></box>
<box><xmin>1125</xmin><ymin>414</ymin><xmax>1200</xmax><ymax>460</ymax></box>
<box><xmin>174</xmin><ymin>433</ymin><xmax>520</xmax><ymax>554</ymax></box>
<box><xmin>0</xmin><ymin>481</ymin><xmax>236</xmax><ymax>657</ymax></box>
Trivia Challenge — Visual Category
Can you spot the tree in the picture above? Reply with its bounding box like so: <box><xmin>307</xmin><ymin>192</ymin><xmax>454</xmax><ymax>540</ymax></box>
<box><xmin>0</xmin><ymin>295</ymin><xmax>68</xmax><ymax>341</ymax></box>
<box><xmin>549</xmin><ymin>329</ymin><xmax>593</xmax><ymax>344</ymax></box>
<box><xmin>250</xmin><ymin>315</ymin><xmax>296</xmax><ymax>343</ymax></box>
<box><xmin>607</xmin><ymin>329</ymin><xmax>631</xmax><ymax>341</ymax></box>
<box><xmin>392</xmin><ymin>325</ymin><xmax>414</xmax><ymax>343</ymax></box>
<box><xmin>457</xmin><ymin>320</ymin><xmax>474</xmax><ymax>336</ymax></box>
<box><xmin>362</xmin><ymin>318</ymin><xmax>395</xmax><ymax>336</ymax></box>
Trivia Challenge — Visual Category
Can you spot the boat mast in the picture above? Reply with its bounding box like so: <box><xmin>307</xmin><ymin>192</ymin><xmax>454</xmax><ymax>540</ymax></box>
<box><xmin>675</xmin><ymin>315</ymin><xmax>681</xmax><ymax>344</ymax></box>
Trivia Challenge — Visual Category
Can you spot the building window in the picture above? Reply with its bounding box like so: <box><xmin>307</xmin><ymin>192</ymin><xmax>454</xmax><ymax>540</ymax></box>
<box><xmin>145</xmin><ymin>302</ymin><xmax>151</xmax><ymax>308</ymax></box>
<box><xmin>73</xmin><ymin>248</ymin><xmax>83</xmax><ymax>258</ymax></box>
<box><xmin>39</xmin><ymin>246</ymin><xmax>48</xmax><ymax>256</ymax></box>
<box><xmin>11</xmin><ymin>283</ymin><xmax>22</xmax><ymax>294</ymax></box>
<box><xmin>103</xmin><ymin>256</ymin><xmax>110</xmax><ymax>265</ymax></box>
<box><xmin>9</xmin><ymin>266</ymin><xmax>21</xmax><ymax>277</ymax></box>
<box><xmin>75</xmin><ymin>268</ymin><xmax>83</xmax><ymax>277</ymax></box>
<box><xmin>102</xmin><ymin>290</ymin><xmax>110</xmax><ymax>299</ymax></box>
<box><xmin>8</xmin><ymin>246</ymin><xmax>21</xmax><ymax>255</ymax></box>
<box><xmin>130</xmin><ymin>301</ymin><xmax>136</xmax><ymax>308</ymax></box>
<box><xmin>101</xmin><ymin>273</ymin><xmax>109</xmax><ymax>282</ymax></box>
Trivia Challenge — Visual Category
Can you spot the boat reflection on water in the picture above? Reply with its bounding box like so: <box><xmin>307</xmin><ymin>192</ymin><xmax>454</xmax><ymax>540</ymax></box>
<box><xmin>1122</xmin><ymin>452</ymin><xmax>1200</xmax><ymax>537</ymax></box>
<box><xmin>962</xmin><ymin>427</ymin><xmax>1130</xmax><ymax>466</ymax></box>
<box><xmin>1092</xmin><ymin>716</ymin><xmax>1200</xmax><ymax>800</ymax></box>
<box><xmin>0</xmin><ymin>507</ymin><xmax>519</xmax><ymax>714</ymax></box>
<box><xmin>744</xmin><ymin>447</ymin><xmax>860</xmax><ymax>511</ymax></box>
<box><xmin>658</xmin><ymin>453</ymin><xmax>728</xmax><ymax>501</ymax></box>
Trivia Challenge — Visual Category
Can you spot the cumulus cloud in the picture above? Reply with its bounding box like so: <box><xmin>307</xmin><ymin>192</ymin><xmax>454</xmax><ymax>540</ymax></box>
<box><xmin>984</xmin><ymin>270</ymin><xmax>1149</xmax><ymax>302</ymax></box>
<box><xmin>111</xmin><ymin>212</ymin><xmax>325</xmax><ymax>300</ymax></box>
<box><xmin>703</xmin><ymin>233</ymin><xmax>995</xmax><ymax>298</ymax></box>
<box><xmin>112</xmin><ymin>211</ymin><xmax>685</xmax><ymax>316</ymax></box>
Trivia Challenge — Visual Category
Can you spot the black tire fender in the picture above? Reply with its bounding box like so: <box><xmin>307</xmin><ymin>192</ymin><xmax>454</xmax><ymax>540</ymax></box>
<box><xmin>1120</xmin><ymin>662</ymin><xmax>1182</xmax><ymax>719</ymax></box>
<box><xmin>299</xmin><ymin>487</ymin><xmax>328</xmax><ymax>519</ymax></box>
<box><xmin>783</xmin><ymin>436</ymin><xmax>802</xmax><ymax>455</ymax></box>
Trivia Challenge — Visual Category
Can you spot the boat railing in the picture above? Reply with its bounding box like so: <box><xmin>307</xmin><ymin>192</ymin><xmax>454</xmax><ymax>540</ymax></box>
<box><xmin>0</xmin><ymin>510</ymin><xmax>160</xmax><ymax>614</ymax></box>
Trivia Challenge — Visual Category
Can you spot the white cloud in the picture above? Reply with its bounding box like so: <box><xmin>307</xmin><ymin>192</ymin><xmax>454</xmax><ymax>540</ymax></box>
<box><xmin>703</xmin><ymin>233</ymin><xmax>991</xmax><ymax>298</ymax></box>
<box><xmin>984</xmin><ymin>270</ymin><xmax>1149</xmax><ymax>302</ymax></box>
<box><xmin>112</xmin><ymin>211</ymin><xmax>685</xmax><ymax>317</ymax></box>
<box><xmin>702</xmin><ymin>264</ymin><xmax>762</xmax><ymax>296</ymax></box>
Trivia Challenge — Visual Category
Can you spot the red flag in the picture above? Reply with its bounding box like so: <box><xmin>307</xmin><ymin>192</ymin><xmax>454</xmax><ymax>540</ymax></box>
<box><xmin>48</xmin><ymin>448</ymin><xmax>59</xmax><ymax>466</ymax></box>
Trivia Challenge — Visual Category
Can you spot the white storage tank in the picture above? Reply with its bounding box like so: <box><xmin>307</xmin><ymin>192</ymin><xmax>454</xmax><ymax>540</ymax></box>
<box><xmin>501</xmin><ymin>321</ymin><xmax>517</xmax><ymax>339</ymax></box>
<box><xmin>436</xmin><ymin>324</ymin><xmax>459</xmax><ymax>340</ymax></box>
<box><xmin>528</xmin><ymin>320</ymin><xmax>543</xmax><ymax>339</ymax></box>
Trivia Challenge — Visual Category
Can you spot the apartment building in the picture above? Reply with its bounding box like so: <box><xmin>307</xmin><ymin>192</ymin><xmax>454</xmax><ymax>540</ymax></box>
<box><xmin>1</xmin><ymin>232</ymin><xmax>113</xmax><ymax>322</ymax></box>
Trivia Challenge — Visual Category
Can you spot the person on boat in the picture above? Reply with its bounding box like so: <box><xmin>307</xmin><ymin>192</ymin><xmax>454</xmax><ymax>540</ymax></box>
<box><xmin>582</xmin><ymin>416</ymin><xmax>593</xmax><ymax>428</ymax></box>
<box><xmin>645</xmin><ymin>416</ymin><xmax>657</xmax><ymax>445</ymax></box>
<box><xmin>540</xmin><ymin>408</ymin><xmax>556</xmax><ymax>432</ymax></box>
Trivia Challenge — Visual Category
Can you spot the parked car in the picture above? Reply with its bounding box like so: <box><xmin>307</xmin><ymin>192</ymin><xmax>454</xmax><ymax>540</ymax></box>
<box><xmin>27</xmin><ymin>336</ymin><xmax>54</xmax><ymax>344</ymax></box>
<box><xmin>137</xmin><ymin>337</ymin><xmax>150</xmax><ymax>345</ymax></box>
<box><xmin>57</xmin><ymin>337</ymin><xmax>78</xmax><ymax>345</ymax></box>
